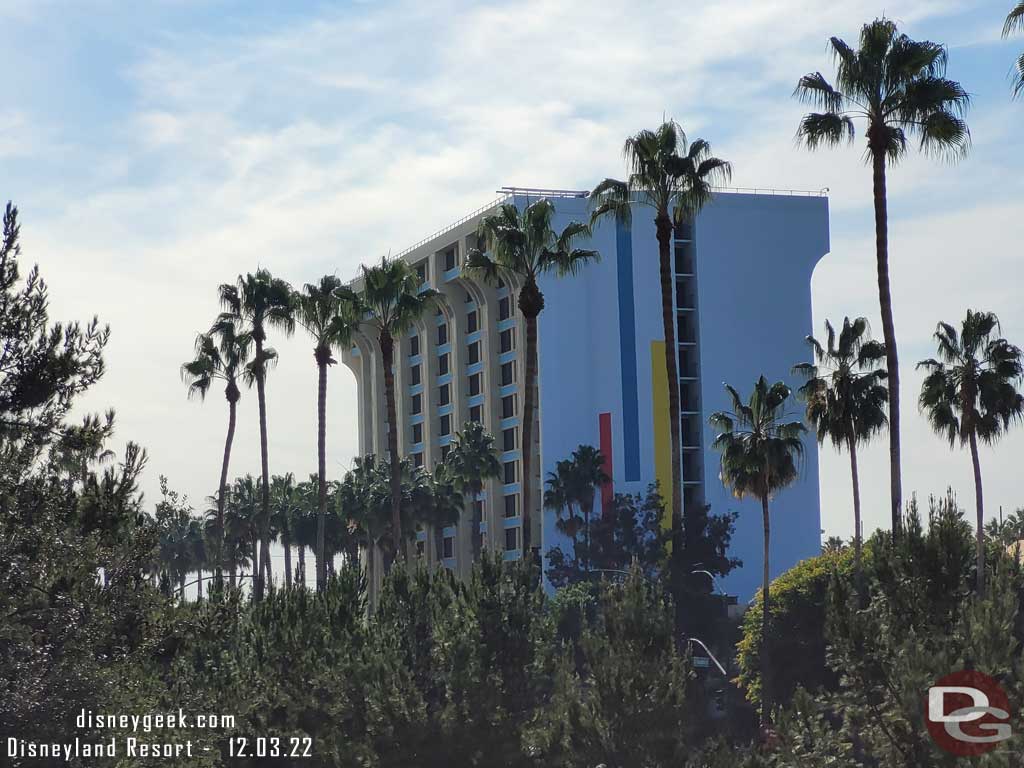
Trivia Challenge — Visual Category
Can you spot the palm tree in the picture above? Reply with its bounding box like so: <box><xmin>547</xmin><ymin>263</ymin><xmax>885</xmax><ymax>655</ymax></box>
<box><xmin>358</xmin><ymin>257</ymin><xmax>438</xmax><ymax>567</ymax></box>
<box><xmin>709</xmin><ymin>376</ymin><xmax>805</xmax><ymax>726</ymax></box>
<box><xmin>188</xmin><ymin>517</ymin><xmax>207</xmax><ymax>599</ymax></box>
<box><xmin>544</xmin><ymin>458</ymin><xmax>583</xmax><ymax>565</ymax></box>
<box><xmin>227</xmin><ymin>475</ymin><xmax>261</xmax><ymax>594</ymax></box>
<box><xmin>917</xmin><ymin>310</ymin><xmax>1024</xmax><ymax>595</ymax></box>
<box><xmin>270</xmin><ymin>473</ymin><xmax>301</xmax><ymax>588</ymax></box>
<box><xmin>565</xmin><ymin>445</ymin><xmax>608</xmax><ymax>573</ymax></box>
<box><xmin>445</xmin><ymin>421</ymin><xmax>501</xmax><ymax>559</ymax></box>
<box><xmin>821</xmin><ymin>535</ymin><xmax>847</xmax><ymax>555</ymax></box>
<box><xmin>427</xmin><ymin>463</ymin><xmax>464</xmax><ymax>565</ymax></box>
<box><xmin>294</xmin><ymin>275</ymin><xmax>361</xmax><ymax>591</ymax></box>
<box><xmin>219</xmin><ymin>270</ymin><xmax>294</xmax><ymax>599</ymax></box>
<box><xmin>589</xmin><ymin>121</ymin><xmax>731</xmax><ymax>621</ymax></box>
<box><xmin>795</xmin><ymin>18</ymin><xmax>970</xmax><ymax>533</ymax></box>
<box><xmin>794</xmin><ymin>317</ymin><xmax>887</xmax><ymax>583</ymax></box>
<box><xmin>1004</xmin><ymin>3</ymin><xmax>1024</xmax><ymax>97</ymax></box>
<box><xmin>465</xmin><ymin>199</ymin><xmax>599</xmax><ymax>559</ymax></box>
<box><xmin>293</xmin><ymin>475</ymin><xmax>319</xmax><ymax>586</ymax></box>
<box><xmin>181</xmin><ymin>317</ymin><xmax>251</xmax><ymax>588</ymax></box>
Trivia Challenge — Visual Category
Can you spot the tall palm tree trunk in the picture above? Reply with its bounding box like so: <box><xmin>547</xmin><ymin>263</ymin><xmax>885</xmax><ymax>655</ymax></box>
<box><xmin>519</xmin><ymin>277</ymin><xmax>544</xmax><ymax>562</ymax></box>
<box><xmin>196</xmin><ymin>572</ymin><xmax>203</xmax><ymax>600</ymax></box>
<box><xmin>969</xmin><ymin>429</ymin><xmax>986</xmax><ymax>594</ymax></box>
<box><xmin>871</xmin><ymin>149</ymin><xmax>902</xmax><ymax>535</ymax></box>
<box><xmin>583</xmin><ymin>501</ymin><xmax>593</xmax><ymax>573</ymax></box>
<box><xmin>434</xmin><ymin>524</ymin><xmax>444</xmax><ymax>566</ymax></box>
<box><xmin>656</xmin><ymin>214</ymin><xmax>686</xmax><ymax>633</ymax></box>
<box><xmin>251</xmin><ymin>536</ymin><xmax>259</xmax><ymax>597</ymax></box>
<box><xmin>283</xmin><ymin>533</ymin><xmax>292</xmax><ymax>588</ymax></box>
<box><xmin>470</xmin><ymin>484</ymin><xmax>483</xmax><ymax>560</ymax></box>
<box><xmin>380</xmin><ymin>331</ymin><xmax>403</xmax><ymax>565</ymax></box>
<box><xmin>297</xmin><ymin>545</ymin><xmax>306</xmax><ymax>587</ymax></box>
<box><xmin>255</xmin><ymin>336</ymin><xmax>271</xmax><ymax>601</ymax></box>
<box><xmin>760</xmin><ymin>492</ymin><xmax>772</xmax><ymax>728</ymax></box>
<box><xmin>262</xmin><ymin>539</ymin><xmax>272</xmax><ymax>590</ymax></box>
<box><xmin>848</xmin><ymin>431</ymin><xmax>863</xmax><ymax>590</ymax></box>
<box><xmin>215</xmin><ymin>392</ymin><xmax>238</xmax><ymax>589</ymax></box>
<box><xmin>316</xmin><ymin>353</ymin><xmax>330</xmax><ymax>591</ymax></box>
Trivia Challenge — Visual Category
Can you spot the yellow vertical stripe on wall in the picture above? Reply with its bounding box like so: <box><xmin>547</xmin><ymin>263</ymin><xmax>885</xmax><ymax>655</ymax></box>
<box><xmin>650</xmin><ymin>341</ymin><xmax>672</xmax><ymax>534</ymax></box>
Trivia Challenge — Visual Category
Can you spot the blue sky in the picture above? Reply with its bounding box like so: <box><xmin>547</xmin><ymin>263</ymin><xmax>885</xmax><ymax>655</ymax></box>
<box><xmin>3</xmin><ymin>0</ymin><xmax>1023</xmax><ymax>541</ymax></box>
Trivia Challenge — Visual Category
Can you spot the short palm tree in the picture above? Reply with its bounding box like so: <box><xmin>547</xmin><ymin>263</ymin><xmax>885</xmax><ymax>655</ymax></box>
<box><xmin>795</xmin><ymin>18</ymin><xmax>970</xmax><ymax>533</ymax></box>
<box><xmin>270</xmin><ymin>473</ymin><xmax>301</xmax><ymax>588</ymax></box>
<box><xmin>445</xmin><ymin>421</ymin><xmax>501</xmax><ymax>559</ymax></box>
<box><xmin>821</xmin><ymin>536</ymin><xmax>847</xmax><ymax>555</ymax></box>
<box><xmin>1004</xmin><ymin>3</ymin><xmax>1024</xmax><ymax>97</ymax></box>
<box><xmin>567</xmin><ymin>444</ymin><xmax>608</xmax><ymax>573</ymax></box>
<box><xmin>465</xmin><ymin>199</ymin><xmax>598</xmax><ymax>559</ymax></box>
<box><xmin>219</xmin><ymin>269</ymin><xmax>294</xmax><ymax>599</ymax></box>
<box><xmin>294</xmin><ymin>275</ymin><xmax>361</xmax><ymax>591</ymax></box>
<box><xmin>227</xmin><ymin>474</ymin><xmax>261</xmax><ymax>593</ymax></box>
<box><xmin>544</xmin><ymin>459</ymin><xmax>584</xmax><ymax>565</ymax></box>
<box><xmin>794</xmin><ymin>317</ymin><xmax>887</xmax><ymax>582</ymax></box>
<box><xmin>358</xmin><ymin>257</ymin><xmax>438</xmax><ymax>567</ymax></box>
<box><xmin>709</xmin><ymin>376</ymin><xmax>805</xmax><ymax>726</ymax></box>
<box><xmin>589</xmin><ymin>121</ymin><xmax>730</xmax><ymax>622</ymax></box>
<box><xmin>181</xmin><ymin>317</ymin><xmax>251</xmax><ymax>588</ymax></box>
<box><xmin>426</xmin><ymin>463</ymin><xmax>464</xmax><ymax>565</ymax></box>
<box><xmin>917</xmin><ymin>310</ymin><xmax>1024</xmax><ymax>594</ymax></box>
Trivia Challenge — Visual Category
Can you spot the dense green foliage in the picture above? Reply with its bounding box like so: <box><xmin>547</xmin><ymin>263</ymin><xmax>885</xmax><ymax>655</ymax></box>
<box><xmin>736</xmin><ymin>548</ymin><xmax>852</xmax><ymax>710</ymax></box>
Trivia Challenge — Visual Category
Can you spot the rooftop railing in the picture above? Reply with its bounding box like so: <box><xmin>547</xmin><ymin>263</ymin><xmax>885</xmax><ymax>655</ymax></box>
<box><xmin>348</xmin><ymin>184</ymin><xmax>829</xmax><ymax>284</ymax></box>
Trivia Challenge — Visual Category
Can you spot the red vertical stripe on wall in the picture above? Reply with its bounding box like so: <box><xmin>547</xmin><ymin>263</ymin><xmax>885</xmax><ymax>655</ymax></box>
<box><xmin>599</xmin><ymin>412</ymin><xmax>614</xmax><ymax>516</ymax></box>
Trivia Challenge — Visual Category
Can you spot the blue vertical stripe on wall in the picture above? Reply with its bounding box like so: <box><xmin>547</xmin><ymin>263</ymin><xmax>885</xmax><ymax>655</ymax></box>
<box><xmin>616</xmin><ymin>218</ymin><xmax>641</xmax><ymax>481</ymax></box>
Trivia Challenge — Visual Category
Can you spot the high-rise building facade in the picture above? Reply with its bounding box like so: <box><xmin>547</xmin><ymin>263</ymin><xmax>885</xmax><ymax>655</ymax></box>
<box><xmin>342</xmin><ymin>186</ymin><xmax>830</xmax><ymax>600</ymax></box>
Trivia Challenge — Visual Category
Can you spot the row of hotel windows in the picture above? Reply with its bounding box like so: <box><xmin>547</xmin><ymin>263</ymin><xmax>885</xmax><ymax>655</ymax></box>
<box><xmin>408</xmin><ymin>311</ymin><xmax>515</xmax><ymax>358</ymax></box>
<box><xmin>407</xmin><ymin>393</ymin><xmax>518</xmax><ymax>460</ymax></box>
<box><xmin>420</xmin><ymin>524</ymin><xmax>522</xmax><ymax>561</ymax></box>
<box><xmin>408</xmin><ymin>331</ymin><xmax>516</xmax><ymax>383</ymax></box>
<box><xmin>410</xmin><ymin>358</ymin><xmax>518</xmax><ymax>395</ymax></box>
<box><xmin>409</xmin><ymin>389</ymin><xmax>518</xmax><ymax>419</ymax></box>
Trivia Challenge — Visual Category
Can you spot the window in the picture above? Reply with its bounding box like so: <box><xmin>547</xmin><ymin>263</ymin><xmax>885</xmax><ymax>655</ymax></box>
<box><xmin>412</xmin><ymin>452</ymin><xmax>424</xmax><ymax>468</ymax></box>
<box><xmin>438</xmin><ymin>323</ymin><xmax>448</xmax><ymax>346</ymax></box>
<box><xmin>439</xmin><ymin>383</ymin><xmax>450</xmax><ymax>406</ymax></box>
<box><xmin>504</xmin><ymin>526</ymin><xmax>519</xmax><ymax>551</ymax></box>
<box><xmin>473</xmin><ymin>500</ymin><xmax>484</xmax><ymax>523</ymax></box>
<box><xmin>416</xmin><ymin>262</ymin><xmax>427</xmax><ymax>283</ymax></box>
<box><xmin>467</xmin><ymin>341</ymin><xmax>480</xmax><ymax>365</ymax></box>
<box><xmin>467</xmin><ymin>310</ymin><xmax>478</xmax><ymax>333</ymax></box>
<box><xmin>504</xmin><ymin>494</ymin><xmax>518</xmax><ymax>518</ymax></box>
<box><xmin>443</xmin><ymin>246</ymin><xmax>457</xmax><ymax>271</ymax></box>
<box><xmin>438</xmin><ymin>353</ymin><xmax>450</xmax><ymax>376</ymax></box>
<box><xmin>410</xmin><ymin>364</ymin><xmax>421</xmax><ymax>386</ymax></box>
<box><xmin>503</xmin><ymin>460</ymin><xmax>517</xmax><ymax>484</ymax></box>
<box><xmin>469</xmin><ymin>372</ymin><xmax>482</xmax><ymax>396</ymax></box>
<box><xmin>501</xmin><ymin>394</ymin><xmax>516</xmax><ymax>419</ymax></box>
<box><xmin>409</xmin><ymin>334</ymin><xmax>420</xmax><ymax>357</ymax></box>
<box><xmin>501</xmin><ymin>361</ymin><xmax>515</xmax><ymax>386</ymax></box>
<box><xmin>440</xmin><ymin>413</ymin><xmax>451</xmax><ymax>436</ymax></box>
<box><xmin>411</xmin><ymin>393</ymin><xmax>422</xmax><ymax>415</ymax></box>
<box><xmin>443</xmin><ymin>535</ymin><xmax>454</xmax><ymax>559</ymax></box>
<box><xmin>440</xmin><ymin>444</ymin><xmax>452</xmax><ymax>461</ymax></box>
<box><xmin>411</xmin><ymin>422</ymin><xmax>423</xmax><ymax>444</ymax></box>
<box><xmin>498</xmin><ymin>296</ymin><xmax>511</xmax><ymax>321</ymax></box>
<box><xmin>500</xmin><ymin>328</ymin><xmax>515</xmax><ymax>353</ymax></box>
<box><xmin>469</xmin><ymin>404</ymin><xmax>482</xmax><ymax>423</ymax></box>
<box><xmin>502</xmin><ymin>427</ymin><xmax>516</xmax><ymax>452</ymax></box>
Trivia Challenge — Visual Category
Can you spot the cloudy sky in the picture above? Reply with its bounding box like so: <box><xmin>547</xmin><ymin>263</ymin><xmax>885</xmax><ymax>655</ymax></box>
<box><xmin>3</xmin><ymin>0</ymin><xmax>1023</xmax><ymax>541</ymax></box>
